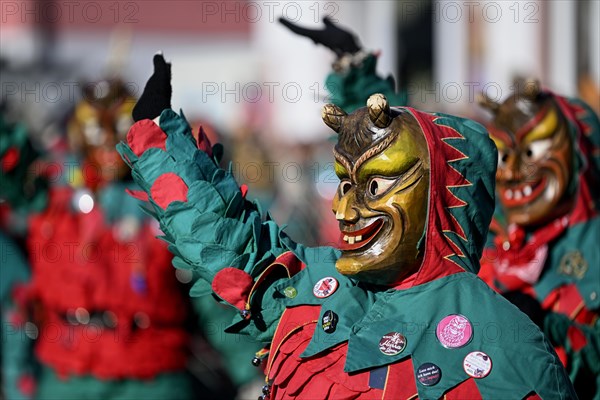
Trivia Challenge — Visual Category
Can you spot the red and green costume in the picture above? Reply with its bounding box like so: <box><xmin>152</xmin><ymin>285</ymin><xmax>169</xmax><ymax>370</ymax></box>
<box><xmin>480</xmin><ymin>94</ymin><xmax>600</xmax><ymax>398</ymax></box>
<box><xmin>27</xmin><ymin>178</ymin><xmax>194</xmax><ymax>399</ymax></box>
<box><xmin>1</xmin><ymin>114</ymin><xmax>195</xmax><ymax>399</ymax></box>
<box><xmin>118</xmin><ymin>93</ymin><xmax>575</xmax><ymax>398</ymax></box>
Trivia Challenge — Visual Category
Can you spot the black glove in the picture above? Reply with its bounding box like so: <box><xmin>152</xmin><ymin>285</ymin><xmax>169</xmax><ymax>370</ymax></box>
<box><xmin>503</xmin><ymin>291</ymin><xmax>547</xmax><ymax>328</ymax></box>
<box><xmin>278</xmin><ymin>16</ymin><xmax>361</xmax><ymax>57</ymax></box>
<box><xmin>132</xmin><ymin>54</ymin><xmax>172</xmax><ymax>122</ymax></box>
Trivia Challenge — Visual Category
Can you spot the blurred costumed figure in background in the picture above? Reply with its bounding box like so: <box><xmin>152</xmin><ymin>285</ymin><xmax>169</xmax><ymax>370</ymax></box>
<box><xmin>478</xmin><ymin>79</ymin><xmax>600</xmax><ymax>399</ymax></box>
<box><xmin>1</xmin><ymin>77</ymin><xmax>196</xmax><ymax>400</ymax></box>
<box><xmin>116</xmin><ymin>51</ymin><xmax>576</xmax><ymax>399</ymax></box>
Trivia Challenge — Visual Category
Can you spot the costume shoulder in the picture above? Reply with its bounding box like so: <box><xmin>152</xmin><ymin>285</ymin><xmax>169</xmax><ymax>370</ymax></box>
<box><xmin>260</xmin><ymin>258</ymin><xmax>575</xmax><ymax>399</ymax></box>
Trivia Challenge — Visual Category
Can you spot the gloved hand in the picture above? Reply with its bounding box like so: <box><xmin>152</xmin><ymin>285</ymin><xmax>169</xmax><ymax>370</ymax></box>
<box><xmin>503</xmin><ymin>290</ymin><xmax>547</xmax><ymax>328</ymax></box>
<box><xmin>278</xmin><ymin>16</ymin><xmax>361</xmax><ymax>57</ymax></box>
<box><xmin>132</xmin><ymin>53</ymin><xmax>172</xmax><ymax>122</ymax></box>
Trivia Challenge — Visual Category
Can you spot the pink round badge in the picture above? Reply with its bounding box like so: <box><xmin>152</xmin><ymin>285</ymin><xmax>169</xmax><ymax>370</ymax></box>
<box><xmin>436</xmin><ymin>314</ymin><xmax>473</xmax><ymax>349</ymax></box>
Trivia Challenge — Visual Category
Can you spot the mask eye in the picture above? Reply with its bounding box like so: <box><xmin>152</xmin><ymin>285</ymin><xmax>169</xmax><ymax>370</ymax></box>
<box><xmin>497</xmin><ymin>150</ymin><xmax>509</xmax><ymax>168</ymax></box>
<box><xmin>339</xmin><ymin>180</ymin><xmax>352</xmax><ymax>196</ymax></box>
<box><xmin>524</xmin><ymin>139</ymin><xmax>552</xmax><ymax>162</ymax></box>
<box><xmin>367</xmin><ymin>177</ymin><xmax>397</xmax><ymax>197</ymax></box>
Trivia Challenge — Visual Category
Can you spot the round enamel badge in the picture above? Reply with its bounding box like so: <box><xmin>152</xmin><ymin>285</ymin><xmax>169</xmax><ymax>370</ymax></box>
<box><xmin>436</xmin><ymin>314</ymin><xmax>473</xmax><ymax>348</ymax></box>
<box><xmin>463</xmin><ymin>351</ymin><xmax>492</xmax><ymax>378</ymax></box>
<box><xmin>313</xmin><ymin>277</ymin><xmax>338</xmax><ymax>298</ymax></box>
<box><xmin>416</xmin><ymin>363</ymin><xmax>442</xmax><ymax>386</ymax></box>
<box><xmin>378</xmin><ymin>332</ymin><xmax>407</xmax><ymax>356</ymax></box>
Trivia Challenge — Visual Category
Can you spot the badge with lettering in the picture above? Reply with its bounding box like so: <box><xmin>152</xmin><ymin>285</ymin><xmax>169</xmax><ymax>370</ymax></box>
<box><xmin>378</xmin><ymin>332</ymin><xmax>407</xmax><ymax>356</ymax></box>
<box><xmin>313</xmin><ymin>277</ymin><xmax>339</xmax><ymax>298</ymax></box>
<box><xmin>416</xmin><ymin>362</ymin><xmax>442</xmax><ymax>386</ymax></box>
<box><xmin>463</xmin><ymin>351</ymin><xmax>492</xmax><ymax>378</ymax></box>
<box><xmin>436</xmin><ymin>314</ymin><xmax>473</xmax><ymax>348</ymax></box>
<box><xmin>321</xmin><ymin>310</ymin><xmax>338</xmax><ymax>334</ymax></box>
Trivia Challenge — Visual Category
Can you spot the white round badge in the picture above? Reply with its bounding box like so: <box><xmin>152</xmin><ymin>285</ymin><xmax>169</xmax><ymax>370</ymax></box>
<box><xmin>313</xmin><ymin>277</ymin><xmax>339</xmax><ymax>299</ymax></box>
<box><xmin>463</xmin><ymin>351</ymin><xmax>492</xmax><ymax>379</ymax></box>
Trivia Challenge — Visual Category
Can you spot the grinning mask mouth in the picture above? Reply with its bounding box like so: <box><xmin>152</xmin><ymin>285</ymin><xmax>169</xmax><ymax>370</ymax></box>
<box><xmin>325</xmin><ymin>94</ymin><xmax>430</xmax><ymax>286</ymax></box>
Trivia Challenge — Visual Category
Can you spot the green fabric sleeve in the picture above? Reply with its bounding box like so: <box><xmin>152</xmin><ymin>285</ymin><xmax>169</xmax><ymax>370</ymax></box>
<box><xmin>117</xmin><ymin>109</ymin><xmax>289</xmax><ymax>286</ymax></box>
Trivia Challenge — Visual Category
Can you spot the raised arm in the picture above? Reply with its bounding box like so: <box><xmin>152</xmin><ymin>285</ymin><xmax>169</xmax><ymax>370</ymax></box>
<box><xmin>117</xmin><ymin>55</ymin><xmax>302</xmax><ymax>340</ymax></box>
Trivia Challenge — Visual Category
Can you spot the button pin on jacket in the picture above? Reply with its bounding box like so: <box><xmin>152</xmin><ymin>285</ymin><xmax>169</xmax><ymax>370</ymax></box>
<box><xmin>436</xmin><ymin>314</ymin><xmax>473</xmax><ymax>348</ymax></box>
<box><xmin>283</xmin><ymin>286</ymin><xmax>297</xmax><ymax>298</ymax></box>
<box><xmin>322</xmin><ymin>310</ymin><xmax>338</xmax><ymax>334</ymax></box>
<box><xmin>463</xmin><ymin>351</ymin><xmax>492</xmax><ymax>378</ymax></box>
<box><xmin>416</xmin><ymin>362</ymin><xmax>442</xmax><ymax>386</ymax></box>
<box><xmin>379</xmin><ymin>332</ymin><xmax>407</xmax><ymax>356</ymax></box>
<box><xmin>313</xmin><ymin>277</ymin><xmax>338</xmax><ymax>298</ymax></box>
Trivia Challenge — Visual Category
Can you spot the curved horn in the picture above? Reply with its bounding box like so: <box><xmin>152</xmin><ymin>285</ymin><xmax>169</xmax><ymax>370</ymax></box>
<box><xmin>367</xmin><ymin>93</ymin><xmax>392</xmax><ymax>128</ymax></box>
<box><xmin>476</xmin><ymin>92</ymin><xmax>500</xmax><ymax>114</ymax></box>
<box><xmin>321</xmin><ymin>103</ymin><xmax>347</xmax><ymax>133</ymax></box>
<box><xmin>522</xmin><ymin>78</ymin><xmax>541</xmax><ymax>101</ymax></box>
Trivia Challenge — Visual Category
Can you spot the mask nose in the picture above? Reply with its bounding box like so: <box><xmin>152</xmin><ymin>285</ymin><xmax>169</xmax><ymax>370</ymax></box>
<box><xmin>499</xmin><ymin>153</ymin><xmax>521</xmax><ymax>182</ymax></box>
<box><xmin>333</xmin><ymin>189</ymin><xmax>360</xmax><ymax>224</ymax></box>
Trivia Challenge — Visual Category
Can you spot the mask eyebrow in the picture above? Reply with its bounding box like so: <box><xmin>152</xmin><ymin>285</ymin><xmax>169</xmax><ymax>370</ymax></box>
<box><xmin>519</xmin><ymin>108</ymin><xmax>559</xmax><ymax>146</ymax></box>
<box><xmin>333</xmin><ymin>149</ymin><xmax>352</xmax><ymax>179</ymax></box>
<box><xmin>515</xmin><ymin>105</ymin><xmax>550</xmax><ymax>142</ymax></box>
<box><xmin>488</xmin><ymin>126</ymin><xmax>514</xmax><ymax>150</ymax></box>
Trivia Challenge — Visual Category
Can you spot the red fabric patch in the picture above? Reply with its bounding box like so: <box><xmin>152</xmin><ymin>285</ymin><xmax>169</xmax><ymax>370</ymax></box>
<box><xmin>150</xmin><ymin>173</ymin><xmax>188</xmax><ymax>210</ymax></box>
<box><xmin>381</xmin><ymin>360</ymin><xmax>418</xmax><ymax>399</ymax></box>
<box><xmin>444</xmin><ymin>377</ymin><xmax>482</xmax><ymax>399</ymax></box>
<box><xmin>240</xmin><ymin>184</ymin><xmax>248</xmax><ymax>199</ymax></box>
<box><xmin>525</xmin><ymin>393</ymin><xmax>542</xmax><ymax>400</ymax></box>
<box><xmin>125</xmin><ymin>188</ymin><xmax>150</xmax><ymax>202</ymax></box>
<box><xmin>17</xmin><ymin>374</ymin><xmax>36</xmax><ymax>397</ymax></box>
<box><xmin>11</xmin><ymin>283</ymin><xmax>30</xmax><ymax>307</ymax></box>
<box><xmin>8</xmin><ymin>310</ymin><xmax>25</xmax><ymax>327</ymax></box>
<box><xmin>212</xmin><ymin>268</ymin><xmax>254</xmax><ymax>311</ymax></box>
<box><xmin>548</xmin><ymin>284</ymin><xmax>582</xmax><ymax>314</ymax></box>
<box><xmin>196</xmin><ymin>125</ymin><xmax>213</xmax><ymax>157</ymax></box>
<box><xmin>1</xmin><ymin>147</ymin><xmax>20</xmax><ymax>172</ymax></box>
<box><xmin>555</xmin><ymin>346</ymin><xmax>568</xmax><ymax>367</ymax></box>
<box><xmin>127</xmin><ymin>119</ymin><xmax>168</xmax><ymax>157</ymax></box>
<box><xmin>567</xmin><ymin>325</ymin><xmax>588</xmax><ymax>352</ymax></box>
